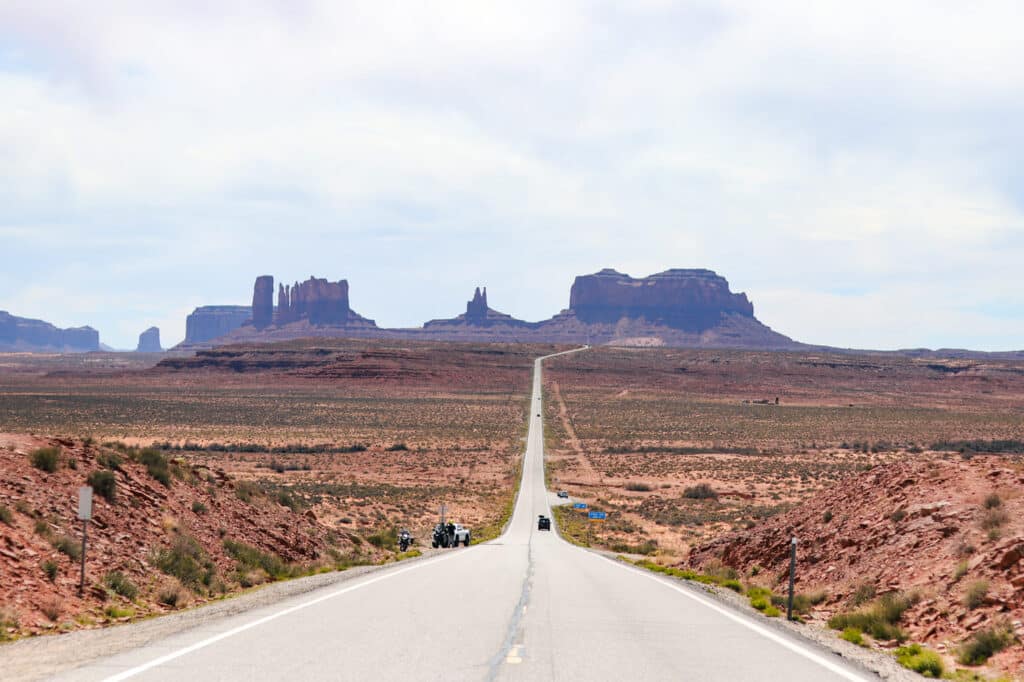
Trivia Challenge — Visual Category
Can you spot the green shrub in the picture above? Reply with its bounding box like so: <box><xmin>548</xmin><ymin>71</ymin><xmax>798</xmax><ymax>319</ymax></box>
<box><xmin>30</xmin><ymin>447</ymin><xmax>61</xmax><ymax>473</ymax></box>
<box><xmin>139</xmin><ymin>449</ymin><xmax>171</xmax><ymax>486</ymax></box>
<box><xmin>763</xmin><ymin>605</ymin><xmax>781</xmax><ymax>617</ymax></box>
<box><xmin>157</xmin><ymin>582</ymin><xmax>185</xmax><ymax>607</ymax></box>
<box><xmin>682</xmin><ymin>483</ymin><xmax>718</xmax><ymax>500</ymax></box>
<box><xmin>980</xmin><ymin>508</ymin><xmax>1008</xmax><ymax>532</ymax></box>
<box><xmin>366</xmin><ymin>526</ymin><xmax>398</xmax><ymax>551</ymax></box>
<box><xmin>954</xmin><ymin>560</ymin><xmax>969</xmax><ymax>581</ymax></box>
<box><xmin>721</xmin><ymin>579</ymin><xmax>743</xmax><ymax>593</ymax></box>
<box><xmin>822</xmin><ymin>509</ymin><xmax>833</xmax><ymax>523</ymax></box>
<box><xmin>87</xmin><ymin>470</ymin><xmax>117</xmax><ymax>502</ymax></box>
<box><xmin>104</xmin><ymin>605</ymin><xmax>134</xmax><ymax>619</ymax></box>
<box><xmin>54</xmin><ymin>535</ymin><xmax>81</xmax><ymax>561</ymax></box>
<box><xmin>234</xmin><ymin>480</ymin><xmax>260</xmax><ymax>503</ymax></box>
<box><xmin>827</xmin><ymin>592</ymin><xmax>917</xmax><ymax>641</ymax></box>
<box><xmin>34</xmin><ymin>519</ymin><xmax>53</xmax><ymax>539</ymax></box>
<box><xmin>957</xmin><ymin>622</ymin><xmax>1015</xmax><ymax>665</ymax></box>
<box><xmin>625</xmin><ymin>482</ymin><xmax>652</xmax><ymax>492</ymax></box>
<box><xmin>851</xmin><ymin>581</ymin><xmax>876</xmax><ymax>606</ymax></box>
<box><xmin>191</xmin><ymin>501</ymin><xmax>208</xmax><ymax>514</ymax></box>
<box><xmin>42</xmin><ymin>559</ymin><xmax>58</xmax><ymax>582</ymax></box>
<box><xmin>97</xmin><ymin>451</ymin><xmax>122</xmax><ymax>471</ymax></box>
<box><xmin>964</xmin><ymin>580</ymin><xmax>989</xmax><ymax>610</ymax></box>
<box><xmin>895</xmin><ymin>643</ymin><xmax>944</xmax><ymax>677</ymax></box>
<box><xmin>0</xmin><ymin>505</ymin><xmax>11</xmax><ymax>525</ymax></box>
<box><xmin>0</xmin><ymin>606</ymin><xmax>20</xmax><ymax>640</ymax></box>
<box><xmin>890</xmin><ymin>509</ymin><xmax>906</xmax><ymax>523</ymax></box>
<box><xmin>983</xmin><ymin>493</ymin><xmax>1002</xmax><ymax>509</ymax></box>
<box><xmin>152</xmin><ymin>534</ymin><xmax>215</xmax><ymax>591</ymax></box>
<box><xmin>223</xmin><ymin>539</ymin><xmax>296</xmax><ymax>581</ymax></box>
<box><xmin>840</xmin><ymin>627</ymin><xmax>864</xmax><ymax>646</ymax></box>
<box><xmin>385</xmin><ymin>443</ymin><xmax>409</xmax><ymax>451</ymax></box>
<box><xmin>103</xmin><ymin>571</ymin><xmax>138</xmax><ymax>599</ymax></box>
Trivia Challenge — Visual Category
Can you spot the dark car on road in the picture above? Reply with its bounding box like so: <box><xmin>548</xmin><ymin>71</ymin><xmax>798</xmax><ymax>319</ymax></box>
<box><xmin>537</xmin><ymin>515</ymin><xmax>551</xmax><ymax>531</ymax></box>
<box><xmin>556</xmin><ymin>490</ymin><xmax>569</xmax><ymax>499</ymax></box>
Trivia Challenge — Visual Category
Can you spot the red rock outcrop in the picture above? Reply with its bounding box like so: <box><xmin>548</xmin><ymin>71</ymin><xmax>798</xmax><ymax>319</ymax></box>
<box><xmin>688</xmin><ymin>456</ymin><xmax>1024</xmax><ymax>673</ymax></box>
<box><xmin>274</xmin><ymin>277</ymin><xmax>351</xmax><ymax>326</ymax></box>
<box><xmin>423</xmin><ymin>287</ymin><xmax>534</xmax><ymax>331</ymax></box>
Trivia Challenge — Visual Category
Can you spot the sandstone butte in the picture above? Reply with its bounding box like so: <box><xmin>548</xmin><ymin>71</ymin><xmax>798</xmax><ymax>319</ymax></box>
<box><xmin>176</xmin><ymin>269</ymin><xmax>798</xmax><ymax>350</ymax></box>
<box><xmin>135</xmin><ymin>327</ymin><xmax>162</xmax><ymax>353</ymax></box>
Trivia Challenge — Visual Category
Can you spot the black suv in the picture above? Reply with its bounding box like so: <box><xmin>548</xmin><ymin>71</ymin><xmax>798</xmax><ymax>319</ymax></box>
<box><xmin>537</xmin><ymin>515</ymin><xmax>551</xmax><ymax>531</ymax></box>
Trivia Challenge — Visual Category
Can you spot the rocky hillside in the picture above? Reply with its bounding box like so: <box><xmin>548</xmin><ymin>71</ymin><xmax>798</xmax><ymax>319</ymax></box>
<box><xmin>688</xmin><ymin>455</ymin><xmax>1024</xmax><ymax>676</ymax></box>
<box><xmin>0</xmin><ymin>434</ymin><xmax>363</xmax><ymax>638</ymax></box>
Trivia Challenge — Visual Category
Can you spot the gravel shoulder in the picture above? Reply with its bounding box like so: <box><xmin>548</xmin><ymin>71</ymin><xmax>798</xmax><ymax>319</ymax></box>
<box><xmin>0</xmin><ymin>551</ymin><xmax>439</xmax><ymax>682</ymax></box>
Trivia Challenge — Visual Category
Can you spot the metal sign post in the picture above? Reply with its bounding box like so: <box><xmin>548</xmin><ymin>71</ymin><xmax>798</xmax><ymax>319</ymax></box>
<box><xmin>78</xmin><ymin>486</ymin><xmax>93</xmax><ymax>597</ymax></box>
<box><xmin>786</xmin><ymin>536</ymin><xmax>797</xmax><ymax>621</ymax></box>
<box><xmin>439</xmin><ymin>504</ymin><xmax>447</xmax><ymax>526</ymax></box>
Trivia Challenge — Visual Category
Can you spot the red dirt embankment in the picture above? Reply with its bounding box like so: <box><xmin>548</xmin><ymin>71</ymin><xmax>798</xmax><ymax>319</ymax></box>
<box><xmin>689</xmin><ymin>455</ymin><xmax>1024</xmax><ymax>673</ymax></box>
<box><xmin>0</xmin><ymin>434</ymin><xmax>354</xmax><ymax>638</ymax></box>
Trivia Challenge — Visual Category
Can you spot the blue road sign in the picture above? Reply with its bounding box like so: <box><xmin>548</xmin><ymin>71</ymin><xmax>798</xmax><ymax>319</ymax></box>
<box><xmin>588</xmin><ymin>511</ymin><xmax>607</xmax><ymax>520</ymax></box>
<box><xmin>573</xmin><ymin>502</ymin><xmax>588</xmax><ymax>509</ymax></box>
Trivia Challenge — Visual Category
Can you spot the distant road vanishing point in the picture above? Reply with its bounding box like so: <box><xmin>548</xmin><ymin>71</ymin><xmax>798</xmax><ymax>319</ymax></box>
<box><xmin>55</xmin><ymin>348</ymin><xmax>874</xmax><ymax>682</ymax></box>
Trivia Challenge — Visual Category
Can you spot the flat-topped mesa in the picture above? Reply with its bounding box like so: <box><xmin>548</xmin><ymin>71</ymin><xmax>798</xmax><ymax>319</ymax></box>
<box><xmin>0</xmin><ymin>311</ymin><xmax>99</xmax><ymax>352</ymax></box>
<box><xmin>567</xmin><ymin>268</ymin><xmax>754</xmax><ymax>330</ymax></box>
<box><xmin>183</xmin><ymin>306</ymin><xmax>251</xmax><ymax>345</ymax></box>
<box><xmin>136</xmin><ymin>326</ymin><xmax>162</xmax><ymax>352</ymax></box>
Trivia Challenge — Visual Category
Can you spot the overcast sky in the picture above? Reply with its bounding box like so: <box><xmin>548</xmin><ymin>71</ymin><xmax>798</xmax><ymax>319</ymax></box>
<box><xmin>1</xmin><ymin>1</ymin><xmax>1021</xmax><ymax>350</ymax></box>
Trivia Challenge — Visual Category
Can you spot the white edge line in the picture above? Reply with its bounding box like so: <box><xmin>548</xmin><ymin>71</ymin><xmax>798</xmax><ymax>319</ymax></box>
<box><xmin>105</xmin><ymin>348</ymin><xmax>583</xmax><ymax>682</ymax></box>
<box><xmin>102</xmin><ymin>550</ymin><xmax>466</xmax><ymax>681</ymax></box>
<box><xmin>603</xmin><ymin>557</ymin><xmax>873</xmax><ymax>682</ymax></box>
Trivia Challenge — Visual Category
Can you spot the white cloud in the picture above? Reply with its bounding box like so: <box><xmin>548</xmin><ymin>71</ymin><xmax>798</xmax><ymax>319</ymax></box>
<box><xmin>0</xmin><ymin>1</ymin><xmax>1021</xmax><ymax>349</ymax></box>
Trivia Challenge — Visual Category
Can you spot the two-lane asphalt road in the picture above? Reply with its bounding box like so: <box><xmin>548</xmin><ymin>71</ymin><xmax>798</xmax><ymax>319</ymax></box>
<box><xmin>57</xmin><ymin>349</ymin><xmax>875</xmax><ymax>681</ymax></box>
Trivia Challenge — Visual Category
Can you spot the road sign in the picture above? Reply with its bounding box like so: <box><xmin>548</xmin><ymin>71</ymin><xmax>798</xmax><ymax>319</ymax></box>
<box><xmin>78</xmin><ymin>486</ymin><xmax>93</xmax><ymax>521</ymax></box>
<box><xmin>588</xmin><ymin>511</ymin><xmax>607</xmax><ymax>521</ymax></box>
<box><xmin>573</xmin><ymin>502</ymin><xmax>588</xmax><ymax>510</ymax></box>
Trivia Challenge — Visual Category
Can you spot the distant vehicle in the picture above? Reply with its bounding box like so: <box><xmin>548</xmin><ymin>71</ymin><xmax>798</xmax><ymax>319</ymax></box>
<box><xmin>433</xmin><ymin>522</ymin><xmax>471</xmax><ymax>548</ymax></box>
<box><xmin>537</xmin><ymin>515</ymin><xmax>551</xmax><ymax>531</ymax></box>
<box><xmin>398</xmin><ymin>529</ymin><xmax>412</xmax><ymax>552</ymax></box>
<box><xmin>556</xmin><ymin>490</ymin><xmax>569</xmax><ymax>499</ymax></box>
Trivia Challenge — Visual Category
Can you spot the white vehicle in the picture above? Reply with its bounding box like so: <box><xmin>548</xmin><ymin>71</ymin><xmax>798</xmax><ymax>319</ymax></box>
<box><xmin>451</xmin><ymin>523</ymin><xmax>471</xmax><ymax>547</ymax></box>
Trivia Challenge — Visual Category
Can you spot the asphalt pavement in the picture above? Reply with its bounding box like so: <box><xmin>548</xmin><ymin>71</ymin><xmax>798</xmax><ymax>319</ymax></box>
<box><xmin>55</xmin><ymin>349</ymin><xmax>877</xmax><ymax>681</ymax></box>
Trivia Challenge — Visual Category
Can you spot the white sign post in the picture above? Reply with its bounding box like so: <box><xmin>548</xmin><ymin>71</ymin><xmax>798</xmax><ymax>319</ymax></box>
<box><xmin>77</xmin><ymin>486</ymin><xmax>92</xmax><ymax>596</ymax></box>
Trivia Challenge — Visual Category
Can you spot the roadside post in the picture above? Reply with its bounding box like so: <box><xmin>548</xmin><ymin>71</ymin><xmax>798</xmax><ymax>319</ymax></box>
<box><xmin>587</xmin><ymin>510</ymin><xmax>606</xmax><ymax>548</ymax></box>
<box><xmin>786</xmin><ymin>536</ymin><xmax>797</xmax><ymax>621</ymax></box>
<box><xmin>440</xmin><ymin>504</ymin><xmax>447</xmax><ymax>526</ymax></box>
<box><xmin>78</xmin><ymin>486</ymin><xmax>93</xmax><ymax>596</ymax></box>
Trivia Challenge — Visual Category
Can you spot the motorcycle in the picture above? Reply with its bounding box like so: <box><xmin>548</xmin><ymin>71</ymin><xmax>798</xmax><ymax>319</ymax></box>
<box><xmin>398</xmin><ymin>529</ymin><xmax>412</xmax><ymax>552</ymax></box>
<box><xmin>431</xmin><ymin>523</ymin><xmax>452</xmax><ymax>548</ymax></box>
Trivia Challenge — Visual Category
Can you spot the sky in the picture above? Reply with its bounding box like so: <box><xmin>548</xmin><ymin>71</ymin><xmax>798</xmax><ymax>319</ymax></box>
<box><xmin>1</xmin><ymin>1</ymin><xmax>1021</xmax><ymax>351</ymax></box>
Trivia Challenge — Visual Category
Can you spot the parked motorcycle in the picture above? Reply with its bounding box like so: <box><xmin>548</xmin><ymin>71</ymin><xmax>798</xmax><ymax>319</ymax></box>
<box><xmin>398</xmin><ymin>529</ymin><xmax>412</xmax><ymax>552</ymax></box>
<box><xmin>431</xmin><ymin>523</ymin><xmax>451</xmax><ymax>548</ymax></box>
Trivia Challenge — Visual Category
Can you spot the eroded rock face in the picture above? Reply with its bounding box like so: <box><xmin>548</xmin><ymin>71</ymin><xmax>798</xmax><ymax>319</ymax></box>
<box><xmin>252</xmin><ymin>275</ymin><xmax>275</xmax><ymax>329</ymax></box>
<box><xmin>568</xmin><ymin>269</ymin><xmax>754</xmax><ymax>330</ymax></box>
<box><xmin>183</xmin><ymin>306</ymin><xmax>251</xmax><ymax>345</ymax></box>
<box><xmin>274</xmin><ymin>277</ymin><xmax>351</xmax><ymax>326</ymax></box>
<box><xmin>424</xmin><ymin>287</ymin><xmax>534</xmax><ymax>330</ymax></box>
<box><xmin>136</xmin><ymin>326</ymin><xmax>162</xmax><ymax>352</ymax></box>
<box><xmin>0</xmin><ymin>311</ymin><xmax>99</xmax><ymax>352</ymax></box>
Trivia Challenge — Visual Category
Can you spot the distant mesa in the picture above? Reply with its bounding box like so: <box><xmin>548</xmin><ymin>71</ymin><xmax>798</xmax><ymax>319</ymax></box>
<box><xmin>183</xmin><ymin>306</ymin><xmax>251</xmax><ymax>346</ymax></box>
<box><xmin>136</xmin><ymin>327</ymin><xmax>162</xmax><ymax>353</ymax></box>
<box><xmin>0</xmin><ymin>310</ymin><xmax>99</xmax><ymax>352</ymax></box>
<box><xmin>424</xmin><ymin>287</ymin><xmax>534</xmax><ymax>330</ymax></box>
